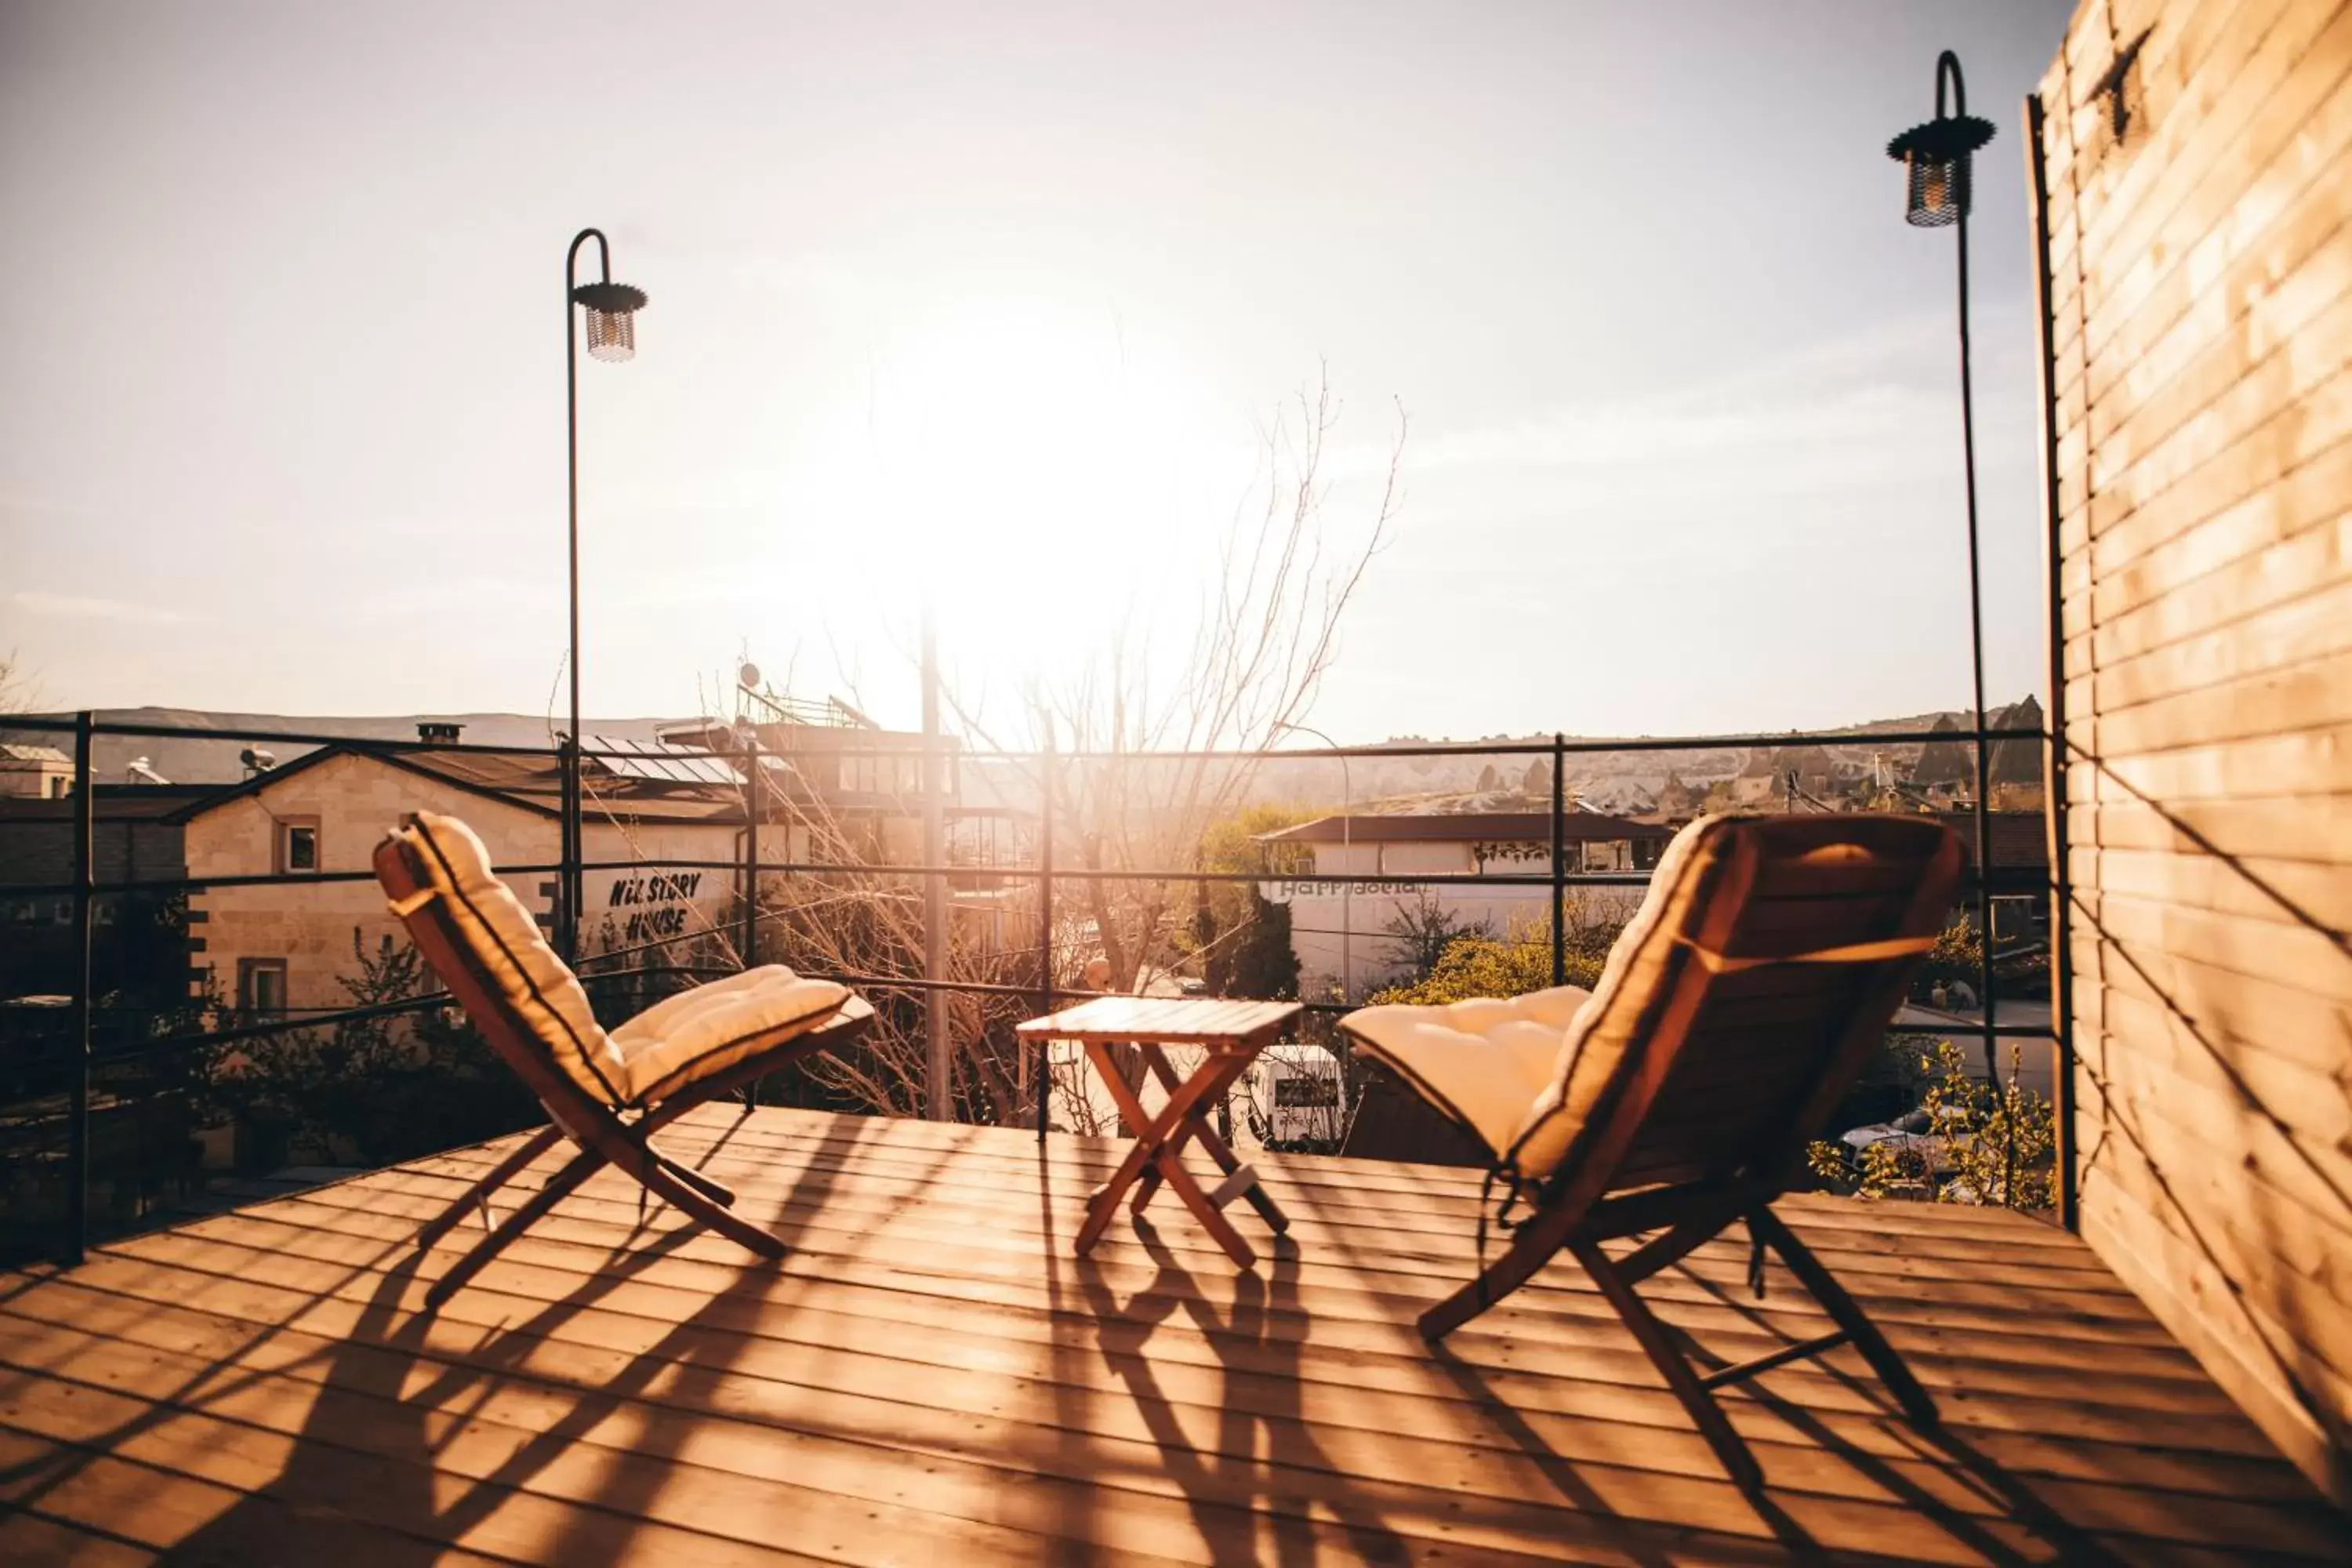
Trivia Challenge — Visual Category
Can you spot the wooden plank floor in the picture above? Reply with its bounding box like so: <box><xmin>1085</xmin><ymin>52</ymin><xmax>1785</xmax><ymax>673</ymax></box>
<box><xmin>0</xmin><ymin>1105</ymin><xmax>2343</xmax><ymax>1566</ymax></box>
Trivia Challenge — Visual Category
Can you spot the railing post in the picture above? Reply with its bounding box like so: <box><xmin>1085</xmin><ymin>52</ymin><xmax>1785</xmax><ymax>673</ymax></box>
<box><xmin>740</xmin><ymin>731</ymin><xmax>761</xmax><ymax>1110</ymax></box>
<box><xmin>559</xmin><ymin>733</ymin><xmax>581</xmax><ymax>964</ymax></box>
<box><xmin>1550</xmin><ymin>732</ymin><xmax>1566</xmax><ymax>988</ymax></box>
<box><xmin>1037</xmin><ymin>738</ymin><xmax>1055</xmax><ymax>1142</ymax></box>
<box><xmin>2027</xmin><ymin>88</ymin><xmax>2077</xmax><ymax>1231</ymax></box>
<box><xmin>741</xmin><ymin>730</ymin><xmax>759</xmax><ymax>972</ymax></box>
<box><xmin>67</xmin><ymin>710</ymin><xmax>93</xmax><ymax>1266</ymax></box>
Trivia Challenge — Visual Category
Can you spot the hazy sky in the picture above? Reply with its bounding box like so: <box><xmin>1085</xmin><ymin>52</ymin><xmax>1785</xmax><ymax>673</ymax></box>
<box><xmin>1</xmin><ymin>1</ymin><xmax>2074</xmax><ymax>742</ymax></box>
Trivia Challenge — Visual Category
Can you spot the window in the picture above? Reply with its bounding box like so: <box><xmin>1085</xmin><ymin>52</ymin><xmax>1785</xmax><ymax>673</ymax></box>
<box><xmin>1273</xmin><ymin>1074</ymin><xmax>1339</xmax><ymax>1109</ymax></box>
<box><xmin>277</xmin><ymin>817</ymin><xmax>321</xmax><ymax>874</ymax></box>
<box><xmin>237</xmin><ymin>958</ymin><xmax>288</xmax><ymax>1017</ymax></box>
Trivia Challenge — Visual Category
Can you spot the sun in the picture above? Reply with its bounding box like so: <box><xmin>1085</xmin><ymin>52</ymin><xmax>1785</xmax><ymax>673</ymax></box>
<box><xmin>844</xmin><ymin>294</ymin><xmax>1236</xmax><ymax>684</ymax></box>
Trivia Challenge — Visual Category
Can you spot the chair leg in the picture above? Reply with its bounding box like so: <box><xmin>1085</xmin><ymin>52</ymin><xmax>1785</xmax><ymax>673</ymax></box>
<box><xmin>423</xmin><ymin>1145</ymin><xmax>604</xmax><ymax>1310</ymax></box>
<box><xmin>1419</xmin><ymin>1199</ymin><xmax>1580</xmax><ymax>1341</ymax></box>
<box><xmin>1748</xmin><ymin>1204</ymin><xmax>1937</xmax><ymax>1428</ymax></box>
<box><xmin>416</xmin><ymin>1123</ymin><xmax>564</xmax><ymax>1250</ymax></box>
<box><xmin>1572</xmin><ymin>1236</ymin><xmax>1766</xmax><ymax>1491</ymax></box>
<box><xmin>645</xmin><ymin>1140</ymin><xmax>736</xmax><ymax>1207</ymax></box>
<box><xmin>636</xmin><ymin>1158</ymin><xmax>787</xmax><ymax>1261</ymax></box>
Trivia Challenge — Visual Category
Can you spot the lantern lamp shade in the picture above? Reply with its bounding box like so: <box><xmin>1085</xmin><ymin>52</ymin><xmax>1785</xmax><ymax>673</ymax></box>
<box><xmin>1886</xmin><ymin>114</ymin><xmax>1995</xmax><ymax>227</ymax></box>
<box><xmin>572</xmin><ymin>281</ymin><xmax>648</xmax><ymax>362</ymax></box>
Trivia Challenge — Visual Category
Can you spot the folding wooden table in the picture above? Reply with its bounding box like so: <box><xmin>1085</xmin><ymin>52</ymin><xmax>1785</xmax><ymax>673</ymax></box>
<box><xmin>1016</xmin><ymin>996</ymin><xmax>1302</xmax><ymax>1267</ymax></box>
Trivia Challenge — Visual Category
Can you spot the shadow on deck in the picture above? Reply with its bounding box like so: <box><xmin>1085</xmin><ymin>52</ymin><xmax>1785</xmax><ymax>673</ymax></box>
<box><xmin>0</xmin><ymin>1105</ymin><xmax>2343</xmax><ymax>1566</ymax></box>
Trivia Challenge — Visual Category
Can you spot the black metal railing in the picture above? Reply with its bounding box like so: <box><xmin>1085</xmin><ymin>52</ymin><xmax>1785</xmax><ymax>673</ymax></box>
<box><xmin>0</xmin><ymin>710</ymin><xmax>2054</xmax><ymax>1264</ymax></box>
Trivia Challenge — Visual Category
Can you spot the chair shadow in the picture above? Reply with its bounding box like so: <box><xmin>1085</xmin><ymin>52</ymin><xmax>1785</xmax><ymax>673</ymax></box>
<box><xmin>154</xmin><ymin>1112</ymin><xmax>866</xmax><ymax>1564</ymax></box>
<box><xmin>0</xmin><ymin>1225</ymin><xmax>430</xmax><ymax>1557</ymax></box>
<box><xmin>1660</xmin><ymin>1246</ymin><xmax>2122</xmax><ymax>1568</ymax></box>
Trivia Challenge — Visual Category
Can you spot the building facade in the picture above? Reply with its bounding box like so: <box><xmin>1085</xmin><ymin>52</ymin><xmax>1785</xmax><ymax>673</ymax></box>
<box><xmin>180</xmin><ymin>746</ymin><xmax>756</xmax><ymax>1014</ymax></box>
<box><xmin>1255</xmin><ymin>811</ymin><xmax>1674</xmax><ymax>997</ymax></box>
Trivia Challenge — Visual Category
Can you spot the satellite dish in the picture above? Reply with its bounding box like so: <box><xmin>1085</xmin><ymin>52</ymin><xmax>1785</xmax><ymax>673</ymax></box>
<box><xmin>737</xmin><ymin>661</ymin><xmax>760</xmax><ymax>691</ymax></box>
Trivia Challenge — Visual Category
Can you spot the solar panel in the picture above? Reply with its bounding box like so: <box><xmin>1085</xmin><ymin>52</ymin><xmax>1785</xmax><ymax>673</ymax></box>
<box><xmin>586</xmin><ymin>735</ymin><xmax>741</xmax><ymax>786</ymax></box>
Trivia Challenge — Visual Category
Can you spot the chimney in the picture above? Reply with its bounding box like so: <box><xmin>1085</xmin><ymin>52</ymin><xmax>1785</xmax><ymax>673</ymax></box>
<box><xmin>417</xmin><ymin>721</ymin><xmax>464</xmax><ymax>746</ymax></box>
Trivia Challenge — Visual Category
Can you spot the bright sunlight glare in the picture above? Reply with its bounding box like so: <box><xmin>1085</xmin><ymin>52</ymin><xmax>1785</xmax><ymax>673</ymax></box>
<box><xmin>762</xmin><ymin>293</ymin><xmax>1254</xmax><ymax>702</ymax></box>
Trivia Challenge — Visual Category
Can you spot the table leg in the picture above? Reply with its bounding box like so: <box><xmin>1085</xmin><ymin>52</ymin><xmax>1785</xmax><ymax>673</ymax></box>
<box><xmin>1156</xmin><ymin>1143</ymin><xmax>1256</xmax><ymax>1267</ymax></box>
<box><xmin>1183</xmin><ymin>1102</ymin><xmax>1290</xmax><ymax>1235</ymax></box>
<box><xmin>1074</xmin><ymin>1039</ymin><xmax>1225</xmax><ymax>1256</ymax></box>
<box><xmin>1127</xmin><ymin>1042</ymin><xmax>1191</xmax><ymax>1214</ymax></box>
<box><xmin>1134</xmin><ymin>1040</ymin><xmax>1287</xmax><ymax>1235</ymax></box>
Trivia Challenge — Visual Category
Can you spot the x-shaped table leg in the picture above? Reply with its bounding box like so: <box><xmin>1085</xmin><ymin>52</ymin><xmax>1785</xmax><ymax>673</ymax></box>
<box><xmin>1128</xmin><ymin>1043</ymin><xmax>1290</xmax><ymax>1237</ymax></box>
<box><xmin>1073</xmin><ymin>1040</ymin><xmax>1280</xmax><ymax>1266</ymax></box>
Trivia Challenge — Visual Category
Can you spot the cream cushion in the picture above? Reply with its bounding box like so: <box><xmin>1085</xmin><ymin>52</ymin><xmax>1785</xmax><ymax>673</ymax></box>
<box><xmin>612</xmin><ymin>964</ymin><xmax>851</xmax><ymax>1103</ymax></box>
<box><xmin>1341</xmin><ymin>815</ymin><xmax>1742</xmax><ymax>1181</ymax></box>
<box><xmin>400</xmin><ymin>812</ymin><xmax>850</xmax><ymax>1108</ymax></box>
<box><xmin>405</xmin><ymin>812</ymin><xmax>629</xmax><ymax>1105</ymax></box>
<box><xmin>1338</xmin><ymin>987</ymin><xmax>1592</xmax><ymax>1163</ymax></box>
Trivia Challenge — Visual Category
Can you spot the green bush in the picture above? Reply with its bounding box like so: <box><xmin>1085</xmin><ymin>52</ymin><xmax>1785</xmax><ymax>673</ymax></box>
<box><xmin>1807</xmin><ymin>1038</ymin><xmax>2056</xmax><ymax>1212</ymax></box>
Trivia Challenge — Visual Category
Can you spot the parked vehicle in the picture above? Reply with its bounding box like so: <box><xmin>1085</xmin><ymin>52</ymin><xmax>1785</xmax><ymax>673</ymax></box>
<box><xmin>1839</xmin><ymin>1105</ymin><xmax>1971</xmax><ymax>1180</ymax></box>
<box><xmin>1246</xmin><ymin>1044</ymin><xmax>1345</xmax><ymax>1149</ymax></box>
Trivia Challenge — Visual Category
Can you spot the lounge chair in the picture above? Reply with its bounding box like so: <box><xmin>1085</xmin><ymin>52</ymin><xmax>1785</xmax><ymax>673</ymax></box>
<box><xmin>374</xmin><ymin>811</ymin><xmax>872</xmax><ymax>1306</ymax></box>
<box><xmin>1339</xmin><ymin>812</ymin><xmax>1964</xmax><ymax>1486</ymax></box>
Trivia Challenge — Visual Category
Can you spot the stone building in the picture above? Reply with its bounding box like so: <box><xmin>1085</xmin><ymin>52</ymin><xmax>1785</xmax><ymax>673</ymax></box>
<box><xmin>180</xmin><ymin>742</ymin><xmax>760</xmax><ymax>1014</ymax></box>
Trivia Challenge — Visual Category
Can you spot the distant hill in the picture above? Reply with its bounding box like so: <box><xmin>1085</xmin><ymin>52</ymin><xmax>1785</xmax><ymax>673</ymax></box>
<box><xmin>0</xmin><ymin>709</ymin><xmax>685</xmax><ymax>786</ymax></box>
<box><xmin>3</xmin><ymin>697</ymin><xmax>2044</xmax><ymax>797</ymax></box>
<box><xmin>1321</xmin><ymin>700</ymin><xmax>2044</xmax><ymax>811</ymax></box>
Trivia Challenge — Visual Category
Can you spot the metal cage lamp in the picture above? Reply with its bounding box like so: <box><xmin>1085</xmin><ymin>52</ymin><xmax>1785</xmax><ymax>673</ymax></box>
<box><xmin>572</xmin><ymin>280</ymin><xmax>648</xmax><ymax>361</ymax></box>
<box><xmin>1886</xmin><ymin>50</ymin><xmax>2002</xmax><ymax>1146</ymax></box>
<box><xmin>1887</xmin><ymin>51</ymin><xmax>1995</xmax><ymax>227</ymax></box>
<box><xmin>557</xmin><ymin>227</ymin><xmax>647</xmax><ymax>960</ymax></box>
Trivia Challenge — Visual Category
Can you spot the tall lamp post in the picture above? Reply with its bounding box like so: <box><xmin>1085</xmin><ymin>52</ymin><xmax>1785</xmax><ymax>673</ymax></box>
<box><xmin>1274</xmin><ymin>721</ymin><xmax>1353</xmax><ymax>1003</ymax></box>
<box><xmin>561</xmin><ymin>228</ymin><xmax>647</xmax><ymax>960</ymax></box>
<box><xmin>1887</xmin><ymin>55</ymin><xmax>1999</xmax><ymax>1091</ymax></box>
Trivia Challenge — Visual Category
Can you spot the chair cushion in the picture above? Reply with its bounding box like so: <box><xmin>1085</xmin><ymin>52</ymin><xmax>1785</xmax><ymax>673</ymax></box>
<box><xmin>612</xmin><ymin>964</ymin><xmax>851</xmax><ymax>1104</ymax></box>
<box><xmin>1339</xmin><ymin>815</ymin><xmax>1740</xmax><ymax>1181</ymax></box>
<box><xmin>401</xmin><ymin>812</ymin><xmax>630</xmax><ymax>1107</ymax></box>
<box><xmin>1335</xmin><ymin>986</ymin><xmax>1592</xmax><ymax>1162</ymax></box>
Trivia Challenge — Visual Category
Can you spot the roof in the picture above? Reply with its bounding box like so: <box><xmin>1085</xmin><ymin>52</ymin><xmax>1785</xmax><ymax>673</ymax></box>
<box><xmin>0</xmin><ymin>784</ymin><xmax>220</xmax><ymax>823</ymax></box>
<box><xmin>0</xmin><ymin>744</ymin><xmax>69</xmax><ymax>766</ymax></box>
<box><xmin>1259</xmin><ymin>811</ymin><xmax>1672</xmax><ymax>845</ymax></box>
<box><xmin>157</xmin><ymin>743</ymin><xmax>753</xmax><ymax>826</ymax></box>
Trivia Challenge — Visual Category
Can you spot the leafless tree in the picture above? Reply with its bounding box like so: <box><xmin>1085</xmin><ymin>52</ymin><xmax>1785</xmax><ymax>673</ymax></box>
<box><xmin>1016</xmin><ymin>373</ymin><xmax>1406</xmax><ymax>1000</ymax></box>
<box><xmin>610</xmin><ymin>373</ymin><xmax>1406</xmax><ymax>1130</ymax></box>
<box><xmin>0</xmin><ymin>652</ymin><xmax>40</xmax><ymax>716</ymax></box>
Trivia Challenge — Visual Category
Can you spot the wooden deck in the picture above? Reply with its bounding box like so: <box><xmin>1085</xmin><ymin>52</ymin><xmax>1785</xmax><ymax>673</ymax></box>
<box><xmin>0</xmin><ymin>1105</ymin><xmax>2343</xmax><ymax>1566</ymax></box>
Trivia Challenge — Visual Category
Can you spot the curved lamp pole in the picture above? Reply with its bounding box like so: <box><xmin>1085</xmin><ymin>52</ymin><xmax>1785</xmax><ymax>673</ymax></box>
<box><xmin>561</xmin><ymin>228</ymin><xmax>647</xmax><ymax>961</ymax></box>
<box><xmin>1887</xmin><ymin>55</ymin><xmax>1999</xmax><ymax>1094</ymax></box>
<box><xmin>1274</xmin><ymin>721</ymin><xmax>1353</xmax><ymax>1004</ymax></box>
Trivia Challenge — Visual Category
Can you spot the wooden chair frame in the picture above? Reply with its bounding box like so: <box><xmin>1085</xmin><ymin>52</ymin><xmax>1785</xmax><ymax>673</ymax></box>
<box><xmin>376</xmin><ymin>830</ymin><xmax>871</xmax><ymax>1308</ymax></box>
<box><xmin>1381</xmin><ymin>820</ymin><xmax>1962</xmax><ymax>1490</ymax></box>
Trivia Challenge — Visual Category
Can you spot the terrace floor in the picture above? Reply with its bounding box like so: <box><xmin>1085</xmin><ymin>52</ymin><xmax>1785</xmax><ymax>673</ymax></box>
<box><xmin>0</xmin><ymin>1105</ymin><xmax>2343</xmax><ymax>1566</ymax></box>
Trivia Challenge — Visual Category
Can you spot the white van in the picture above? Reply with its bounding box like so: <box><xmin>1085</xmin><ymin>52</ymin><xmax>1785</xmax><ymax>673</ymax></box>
<box><xmin>1247</xmin><ymin>1044</ymin><xmax>1345</xmax><ymax>1148</ymax></box>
